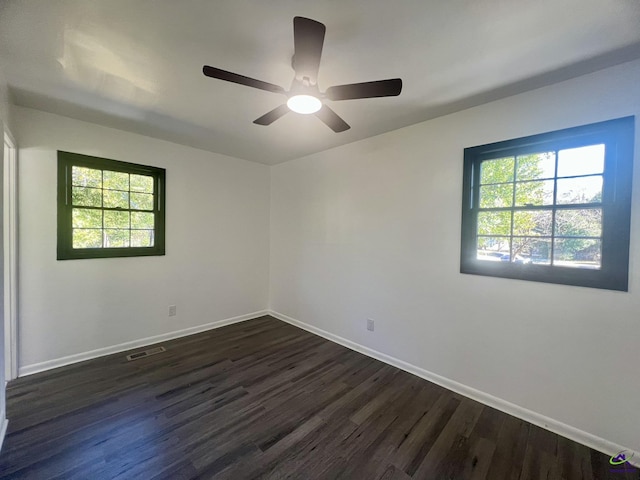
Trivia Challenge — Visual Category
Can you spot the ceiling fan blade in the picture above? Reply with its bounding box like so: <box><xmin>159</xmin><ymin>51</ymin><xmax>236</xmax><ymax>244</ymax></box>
<box><xmin>292</xmin><ymin>17</ymin><xmax>326</xmax><ymax>84</ymax></box>
<box><xmin>315</xmin><ymin>105</ymin><xmax>350</xmax><ymax>133</ymax></box>
<box><xmin>325</xmin><ymin>78</ymin><xmax>403</xmax><ymax>101</ymax></box>
<box><xmin>253</xmin><ymin>104</ymin><xmax>290</xmax><ymax>125</ymax></box>
<box><xmin>203</xmin><ymin>66</ymin><xmax>285</xmax><ymax>94</ymax></box>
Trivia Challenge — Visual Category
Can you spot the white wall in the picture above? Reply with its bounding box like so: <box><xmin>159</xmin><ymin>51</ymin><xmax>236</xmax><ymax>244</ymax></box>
<box><xmin>0</xmin><ymin>71</ymin><xmax>11</xmax><ymax>133</ymax></box>
<box><xmin>270</xmin><ymin>59</ymin><xmax>640</xmax><ymax>453</ymax></box>
<box><xmin>16</xmin><ymin>107</ymin><xmax>270</xmax><ymax>370</ymax></box>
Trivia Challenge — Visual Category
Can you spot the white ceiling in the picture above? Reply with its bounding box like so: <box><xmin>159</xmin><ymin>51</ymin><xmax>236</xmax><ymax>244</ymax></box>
<box><xmin>1</xmin><ymin>1</ymin><xmax>639</xmax><ymax>165</ymax></box>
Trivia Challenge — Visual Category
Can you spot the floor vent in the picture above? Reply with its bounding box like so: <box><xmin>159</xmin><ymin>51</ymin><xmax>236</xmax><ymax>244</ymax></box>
<box><xmin>126</xmin><ymin>346</ymin><xmax>166</xmax><ymax>361</ymax></box>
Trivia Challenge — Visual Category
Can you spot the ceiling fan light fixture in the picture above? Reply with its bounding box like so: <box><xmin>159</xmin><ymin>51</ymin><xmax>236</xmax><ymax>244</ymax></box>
<box><xmin>287</xmin><ymin>94</ymin><xmax>322</xmax><ymax>114</ymax></box>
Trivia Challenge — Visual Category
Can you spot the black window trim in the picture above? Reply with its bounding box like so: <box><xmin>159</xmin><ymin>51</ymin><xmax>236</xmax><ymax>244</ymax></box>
<box><xmin>57</xmin><ymin>151</ymin><xmax>166</xmax><ymax>260</ymax></box>
<box><xmin>460</xmin><ymin>116</ymin><xmax>634</xmax><ymax>291</ymax></box>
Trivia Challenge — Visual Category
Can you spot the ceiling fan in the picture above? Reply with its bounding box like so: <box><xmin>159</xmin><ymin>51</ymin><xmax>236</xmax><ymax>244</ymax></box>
<box><xmin>202</xmin><ymin>16</ymin><xmax>402</xmax><ymax>133</ymax></box>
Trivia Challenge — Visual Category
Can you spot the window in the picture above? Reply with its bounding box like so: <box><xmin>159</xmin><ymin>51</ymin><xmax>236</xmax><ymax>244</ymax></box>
<box><xmin>460</xmin><ymin>117</ymin><xmax>634</xmax><ymax>291</ymax></box>
<box><xmin>57</xmin><ymin>151</ymin><xmax>166</xmax><ymax>260</ymax></box>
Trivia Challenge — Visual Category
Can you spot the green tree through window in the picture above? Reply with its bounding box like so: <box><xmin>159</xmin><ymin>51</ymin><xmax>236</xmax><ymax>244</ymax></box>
<box><xmin>476</xmin><ymin>149</ymin><xmax>603</xmax><ymax>268</ymax></box>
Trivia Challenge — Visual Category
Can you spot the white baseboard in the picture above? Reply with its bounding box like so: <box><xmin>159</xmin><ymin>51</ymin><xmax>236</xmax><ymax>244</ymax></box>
<box><xmin>269</xmin><ymin>310</ymin><xmax>640</xmax><ymax>468</ymax></box>
<box><xmin>18</xmin><ymin>310</ymin><xmax>269</xmax><ymax>377</ymax></box>
<box><xmin>0</xmin><ymin>418</ymin><xmax>8</xmax><ymax>453</ymax></box>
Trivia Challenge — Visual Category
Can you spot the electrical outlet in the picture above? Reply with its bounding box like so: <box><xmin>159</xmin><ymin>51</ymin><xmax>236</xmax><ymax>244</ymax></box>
<box><xmin>367</xmin><ymin>318</ymin><xmax>375</xmax><ymax>332</ymax></box>
<box><xmin>168</xmin><ymin>305</ymin><xmax>177</xmax><ymax>317</ymax></box>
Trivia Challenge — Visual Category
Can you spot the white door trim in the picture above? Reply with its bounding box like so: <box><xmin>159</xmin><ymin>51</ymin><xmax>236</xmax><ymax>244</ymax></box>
<box><xmin>3</xmin><ymin>129</ymin><xmax>18</xmax><ymax>381</ymax></box>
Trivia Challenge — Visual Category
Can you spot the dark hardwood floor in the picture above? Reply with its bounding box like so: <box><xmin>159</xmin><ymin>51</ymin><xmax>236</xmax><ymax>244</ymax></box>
<box><xmin>0</xmin><ymin>316</ymin><xmax>637</xmax><ymax>479</ymax></box>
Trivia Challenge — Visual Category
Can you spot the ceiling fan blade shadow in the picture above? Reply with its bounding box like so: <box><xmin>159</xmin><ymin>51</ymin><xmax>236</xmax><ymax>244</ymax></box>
<box><xmin>203</xmin><ymin>66</ymin><xmax>285</xmax><ymax>94</ymax></box>
<box><xmin>315</xmin><ymin>105</ymin><xmax>350</xmax><ymax>132</ymax></box>
<box><xmin>253</xmin><ymin>104</ymin><xmax>290</xmax><ymax>125</ymax></box>
<box><xmin>325</xmin><ymin>78</ymin><xmax>402</xmax><ymax>100</ymax></box>
<box><xmin>292</xmin><ymin>17</ymin><xmax>326</xmax><ymax>84</ymax></box>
